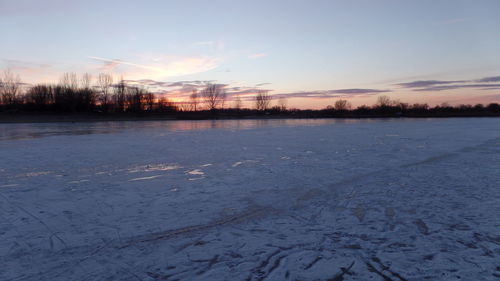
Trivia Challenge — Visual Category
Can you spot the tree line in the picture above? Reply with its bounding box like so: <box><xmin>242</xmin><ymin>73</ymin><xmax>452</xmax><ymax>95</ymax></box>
<box><xmin>0</xmin><ymin>70</ymin><xmax>499</xmax><ymax>118</ymax></box>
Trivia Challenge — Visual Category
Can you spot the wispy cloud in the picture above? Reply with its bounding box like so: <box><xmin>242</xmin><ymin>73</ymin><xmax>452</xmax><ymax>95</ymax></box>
<box><xmin>396</xmin><ymin>75</ymin><xmax>500</xmax><ymax>92</ymax></box>
<box><xmin>88</xmin><ymin>55</ymin><xmax>220</xmax><ymax>80</ymax></box>
<box><xmin>256</xmin><ymin>82</ymin><xmax>272</xmax><ymax>86</ymax></box>
<box><xmin>413</xmin><ymin>83</ymin><xmax>500</xmax><ymax>92</ymax></box>
<box><xmin>274</xmin><ymin>88</ymin><xmax>391</xmax><ymax>100</ymax></box>
<box><xmin>1</xmin><ymin>58</ymin><xmax>57</xmax><ymax>83</ymax></box>
<box><xmin>248</xmin><ymin>53</ymin><xmax>267</xmax><ymax>59</ymax></box>
<box><xmin>396</xmin><ymin>80</ymin><xmax>466</xmax><ymax>88</ymax></box>
<box><xmin>477</xmin><ymin>76</ymin><xmax>500</xmax><ymax>83</ymax></box>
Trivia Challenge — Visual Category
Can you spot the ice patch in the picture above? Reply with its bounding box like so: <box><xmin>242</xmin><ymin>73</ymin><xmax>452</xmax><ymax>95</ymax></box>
<box><xmin>1</xmin><ymin>184</ymin><xmax>19</xmax><ymax>187</ymax></box>
<box><xmin>232</xmin><ymin>160</ymin><xmax>258</xmax><ymax>167</ymax></box>
<box><xmin>128</xmin><ymin>175</ymin><xmax>162</xmax><ymax>181</ymax></box>
<box><xmin>68</xmin><ymin>180</ymin><xmax>90</xmax><ymax>184</ymax></box>
<box><xmin>187</xmin><ymin>169</ymin><xmax>204</xmax><ymax>175</ymax></box>
<box><xmin>20</xmin><ymin>171</ymin><xmax>52</xmax><ymax>177</ymax></box>
<box><xmin>128</xmin><ymin>164</ymin><xmax>181</xmax><ymax>173</ymax></box>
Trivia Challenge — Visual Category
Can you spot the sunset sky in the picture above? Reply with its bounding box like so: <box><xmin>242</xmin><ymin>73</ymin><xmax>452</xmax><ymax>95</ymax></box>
<box><xmin>1</xmin><ymin>0</ymin><xmax>500</xmax><ymax>108</ymax></box>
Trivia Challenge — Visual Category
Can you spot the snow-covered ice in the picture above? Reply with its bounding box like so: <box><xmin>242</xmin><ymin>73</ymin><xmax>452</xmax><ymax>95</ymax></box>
<box><xmin>0</xmin><ymin>118</ymin><xmax>499</xmax><ymax>281</ymax></box>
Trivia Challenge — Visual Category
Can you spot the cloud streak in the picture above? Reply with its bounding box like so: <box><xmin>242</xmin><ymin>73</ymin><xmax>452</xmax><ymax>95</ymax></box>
<box><xmin>396</xmin><ymin>80</ymin><xmax>466</xmax><ymax>88</ymax></box>
<box><xmin>396</xmin><ymin>75</ymin><xmax>500</xmax><ymax>92</ymax></box>
<box><xmin>477</xmin><ymin>76</ymin><xmax>500</xmax><ymax>83</ymax></box>
<box><xmin>88</xmin><ymin>55</ymin><xmax>220</xmax><ymax>80</ymax></box>
<box><xmin>274</xmin><ymin>88</ymin><xmax>391</xmax><ymax>100</ymax></box>
<box><xmin>413</xmin><ymin>83</ymin><xmax>500</xmax><ymax>92</ymax></box>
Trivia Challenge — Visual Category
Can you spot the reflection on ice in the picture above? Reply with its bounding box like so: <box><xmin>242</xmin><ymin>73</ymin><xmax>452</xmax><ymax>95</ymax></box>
<box><xmin>1</xmin><ymin>118</ymin><xmax>374</xmax><ymax>141</ymax></box>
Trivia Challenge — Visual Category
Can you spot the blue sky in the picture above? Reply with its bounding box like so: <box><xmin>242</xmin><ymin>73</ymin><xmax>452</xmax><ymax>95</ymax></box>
<box><xmin>1</xmin><ymin>0</ymin><xmax>500</xmax><ymax>108</ymax></box>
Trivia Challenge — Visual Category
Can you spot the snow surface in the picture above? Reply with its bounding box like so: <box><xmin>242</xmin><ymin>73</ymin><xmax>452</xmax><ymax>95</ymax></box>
<box><xmin>0</xmin><ymin>118</ymin><xmax>499</xmax><ymax>281</ymax></box>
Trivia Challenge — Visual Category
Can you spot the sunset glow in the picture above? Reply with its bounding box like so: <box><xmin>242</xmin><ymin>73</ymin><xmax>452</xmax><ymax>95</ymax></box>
<box><xmin>1</xmin><ymin>0</ymin><xmax>499</xmax><ymax>108</ymax></box>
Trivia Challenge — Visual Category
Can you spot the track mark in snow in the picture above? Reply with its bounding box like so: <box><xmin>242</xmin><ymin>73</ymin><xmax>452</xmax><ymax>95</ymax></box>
<box><xmin>329</xmin><ymin>261</ymin><xmax>355</xmax><ymax>281</ymax></box>
<box><xmin>414</xmin><ymin>219</ymin><xmax>429</xmax><ymax>235</ymax></box>
<box><xmin>119</xmin><ymin>207</ymin><xmax>274</xmax><ymax>248</ymax></box>
<box><xmin>128</xmin><ymin>175</ymin><xmax>162</xmax><ymax>181</ymax></box>
<box><xmin>0</xmin><ymin>192</ymin><xmax>67</xmax><ymax>249</ymax></box>
<box><xmin>366</xmin><ymin>257</ymin><xmax>408</xmax><ymax>281</ymax></box>
<box><xmin>304</xmin><ymin>255</ymin><xmax>322</xmax><ymax>270</ymax></box>
<box><xmin>401</xmin><ymin>153</ymin><xmax>456</xmax><ymax>167</ymax></box>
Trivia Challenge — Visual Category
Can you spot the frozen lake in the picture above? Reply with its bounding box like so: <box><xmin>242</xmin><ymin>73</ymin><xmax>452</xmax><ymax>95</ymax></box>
<box><xmin>1</xmin><ymin>118</ymin><xmax>499</xmax><ymax>281</ymax></box>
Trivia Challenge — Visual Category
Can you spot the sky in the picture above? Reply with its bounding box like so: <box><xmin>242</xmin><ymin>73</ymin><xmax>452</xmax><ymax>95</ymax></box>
<box><xmin>1</xmin><ymin>0</ymin><xmax>500</xmax><ymax>109</ymax></box>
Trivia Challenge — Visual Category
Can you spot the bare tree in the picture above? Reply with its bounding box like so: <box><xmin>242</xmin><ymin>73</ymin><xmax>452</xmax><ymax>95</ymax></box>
<box><xmin>126</xmin><ymin>86</ymin><xmax>146</xmax><ymax>112</ymax></box>
<box><xmin>97</xmin><ymin>73</ymin><xmax>113</xmax><ymax>111</ymax></box>
<box><xmin>334</xmin><ymin>99</ymin><xmax>351</xmax><ymax>111</ymax></box>
<box><xmin>81</xmin><ymin>73</ymin><xmax>92</xmax><ymax>89</ymax></box>
<box><xmin>0</xmin><ymin>69</ymin><xmax>21</xmax><ymax>105</ymax></box>
<box><xmin>60</xmin><ymin>72</ymin><xmax>78</xmax><ymax>90</ymax></box>
<box><xmin>376</xmin><ymin>95</ymin><xmax>392</xmax><ymax>107</ymax></box>
<box><xmin>234</xmin><ymin>94</ymin><xmax>242</xmax><ymax>110</ymax></box>
<box><xmin>144</xmin><ymin>92</ymin><xmax>155</xmax><ymax>111</ymax></box>
<box><xmin>255</xmin><ymin>90</ymin><xmax>271</xmax><ymax>111</ymax></box>
<box><xmin>278</xmin><ymin>96</ymin><xmax>287</xmax><ymax>111</ymax></box>
<box><xmin>26</xmin><ymin>84</ymin><xmax>53</xmax><ymax>109</ymax></box>
<box><xmin>178</xmin><ymin>101</ymin><xmax>192</xmax><ymax>112</ymax></box>
<box><xmin>157</xmin><ymin>96</ymin><xmax>176</xmax><ymax>112</ymax></box>
<box><xmin>114</xmin><ymin>77</ymin><xmax>127</xmax><ymax>112</ymax></box>
<box><xmin>201</xmin><ymin>83</ymin><xmax>226</xmax><ymax>110</ymax></box>
<box><xmin>189</xmin><ymin>90</ymin><xmax>199</xmax><ymax>111</ymax></box>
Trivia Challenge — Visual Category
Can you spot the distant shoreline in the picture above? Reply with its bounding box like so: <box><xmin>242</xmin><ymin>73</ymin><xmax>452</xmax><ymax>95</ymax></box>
<box><xmin>1</xmin><ymin>112</ymin><xmax>499</xmax><ymax>124</ymax></box>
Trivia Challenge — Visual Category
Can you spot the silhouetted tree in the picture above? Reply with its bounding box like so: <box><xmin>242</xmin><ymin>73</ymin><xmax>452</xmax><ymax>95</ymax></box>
<box><xmin>126</xmin><ymin>86</ymin><xmax>146</xmax><ymax>112</ymax></box>
<box><xmin>0</xmin><ymin>69</ymin><xmax>21</xmax><ymax>105</ymax></box>
<box><xmin>144</xmin><ymin>92</ymin><xmax>155</xmax><ymax>111</ymax></box>
<box><xmin>376</xmin><ymin>95</ymin><xmax>392</xmax><ymax>107</ymax></box>
<box><xmin>234</xmin><ymin>94</ymin><xmax>243</xmax><ymax>110</ymax></box>
<box><xmin>60</xmin><ymin>72</ymin><xmax>78</xmax><ymax>90</ymax></box>
<box><xmin>278</xmin><ymin>96</ymin><xmax>288</xmax><ymax>111</ymax></box>
<box><xmin>255</xmin><ymin>90</ymin><xmax>271</xmax><ymax>111</ymax></box>
<box><xmin>114</xmin><ymin>77</ymin><xmax>127</xmax><ymax>112</ymax></box>
<box><xmin>201</xmin><ymin>83</ymin><xmax>226</xmax><ymax>110</ymax></box>
<box><xmin>334</xmin><ymin>99</ymin><xmax>351</xmax><ymax>111</ymax></box>
<box><xmin>190</xmin><ymin>90</ymin><xmax>199</xmax><ymax>111</ymax></box>
<box><xmin>97</xmin><ymin>73</ymin><xmax>113</xmax><ymax>111</ymax></box>
<box><xmin>487</xmin><ymin>103</ymin><xmax>500</xmax><ymax>113</ymax></box>
<box><xmin>26</xmin><ymin>85</ymin><xmax>53</xmax><ymax>110</ymax></box>
<box><xmin>157</xmin><ymin>96</ymin><xmax>177</xmax><ymax>112</ymax></box>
